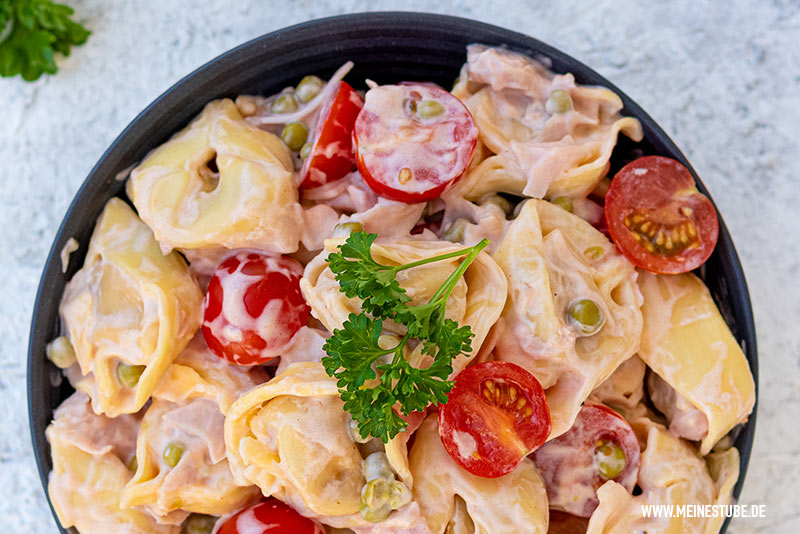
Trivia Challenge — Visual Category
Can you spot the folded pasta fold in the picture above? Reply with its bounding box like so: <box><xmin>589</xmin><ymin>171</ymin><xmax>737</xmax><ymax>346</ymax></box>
<box><xmin>60</xmin><ymin>198</ymin><xmax>203</xmax><ymax>416</ymax></box>
<box><xmin>300</xmin><ymin>237</ymin><xmax>507</xmax><ymax>375</ymax></box>
<box><xmin>127</xmin><ymin>98</ymin><xmax>303</xmax><ymax>256</ymax></box>
<box><xmin>47</xmin><ymin>392</ymin><xmax>178</xmax><ymax>534</ymax></box>
<box><xmin>152</xmin><ymin>333</ymin><xmax>268</xmax><ymax>414</ymax></box>
<box><xmin>493</xmin><ymin>200</ymin><xmax>643</xmax><ymax>438</ymax></box>
<box><xmin>637</xmin><ymin>271</ymin><xmax>756</xmax><ymax>454</ymax></box>
<box><xmin>408</xmin><ymin>414</ymin><xmax>549</xmax><ymax>534</ymax></box>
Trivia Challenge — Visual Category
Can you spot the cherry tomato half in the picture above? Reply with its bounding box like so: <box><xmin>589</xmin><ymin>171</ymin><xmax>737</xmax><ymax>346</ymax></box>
<box><xmin>438</xmin><ymin>361</ymin><xmax>551</xmax><ymax>478</ymax></box>
<box><xmin>202</xmin><ymin>252</ymin><xmax>310</xmax><ymax>365</ymax></box>
<box><xmin>217</xmin><ymin>499</ymin><xmax>323</xmax><ymax>534</ymax></box>
<box><xmin>604</xmin><ymin>155</ymin><xmax>719</xmax><ymax>274</ymax></box>
<box><xmin>532</xmin><ymin>404</ymin><xmax>640</xmax><ymax>518</ymax></box>
<box><xmin>299</xmin><ymin>81</ymin><xmax>364</xmax><ymax>190</ymax></box>
<box><xmin>354</xmin><ymin>83</ymin><xmax>478</xmax><ymax>203</ymax></box>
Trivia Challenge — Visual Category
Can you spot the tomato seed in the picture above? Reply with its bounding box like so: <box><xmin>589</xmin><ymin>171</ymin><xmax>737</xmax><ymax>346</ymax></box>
<box><xmin>624</xmin><ymin>209</ymin><xmax>699</xmax><ymax>258</ymax></box>
<box><xmin>398</xmin><ymin>167</ymin><xmax>413</xmax><ymax>184</ymax></box>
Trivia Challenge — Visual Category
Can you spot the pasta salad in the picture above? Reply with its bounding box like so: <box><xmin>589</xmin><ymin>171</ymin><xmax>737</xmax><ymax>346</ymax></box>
<box><xmin>45</xmin><ymin>45</ymin><xmax>755</xmax><ymax>534</ymax></box>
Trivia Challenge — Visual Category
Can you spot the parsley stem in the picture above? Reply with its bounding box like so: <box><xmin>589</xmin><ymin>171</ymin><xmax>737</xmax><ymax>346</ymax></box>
<box><xmin>390</xmin><ymin>244</ymin><xmax>484</xmax><ymax>273</ymax></box>
<box><xmin>428</xmin><ymin>238</ymin><xmax>489</xmax><ymax>304</ymax></box>
<box><xmin>386</xmin><ymin>333</ymin><xmax>412</xmax><ymax>375</ymax></box>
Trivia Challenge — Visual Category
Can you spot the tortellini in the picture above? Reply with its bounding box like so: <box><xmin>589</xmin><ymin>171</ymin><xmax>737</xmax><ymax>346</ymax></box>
<box><xmin>408</xmin><ymin>414</ymin><xmax>548</xmax><ymax>534</ymax></box>
<box><xmin>121</xmin><ymin>334</ymin><xmax>263</xmax><ymax>521</ymax></box>
<box><xmin>127</xmin><ymin>98</ymin><xmax>303</xmax><ymax>257</ymax></box>
<box><xmin>453</xmin><ymin>45</ymin><xmax>643</xmax><ymax>199</ymax></box>
<box><xmin>224</xmin><ymin>362</ymin><xmax>349</xmax><ymax>513</ymax></box>
<box><xmin>60</xmin><ymin>198</ymin><xmax>203</xmax><ymax>416</ymax></box>
<box><xmin>586</xmin><ymin>420</ymin><xmax>740</xmax><ymax>534</ymax></box>
<box><xmin>637</xmin><ymin>271</ymin><xmax>756</xmax><ymax>454</ymax></box>
<box><xmin>122</xmin><ymin>397</ymin><xmax>260</xmax><ymax>522</ymax></box>
<box><xmin>47</xmin><ymin>393</ymin><xmax>177</xmax><ymax>534</ymax></box>
<box><xmin>301</xmin><ymin>237</ymin><xmax>507</xmax><ymax>375</ymax></box>
<box><xmin>224</xmin><ymin>363</ymin><xmax>426</xmax><ymax>531</ymax></box>
<box><xmin>493</xmin><ymin>199</ymin><xmax>643</xmax><ymax>438</ymax></box>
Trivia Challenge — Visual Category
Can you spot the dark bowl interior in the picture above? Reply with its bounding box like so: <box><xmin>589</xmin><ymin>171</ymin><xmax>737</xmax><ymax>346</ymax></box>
<box><xmin>28</xmin><ymin>12</ymin><xmax>757</xmax><ymax>533</ymax></box>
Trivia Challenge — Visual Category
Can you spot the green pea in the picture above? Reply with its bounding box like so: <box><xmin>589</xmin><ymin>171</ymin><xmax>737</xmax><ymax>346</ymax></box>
<box><xmin>512</xmin><ymin>199</ymin><xmax>529</xmax><ymax>219</ymax></box>
<box><xmin>442</xmin><ymin>218</ymin><xmax>469</xmax><ymax>243</ymax></box>
<box><xmin>128</xmin><ymin>455</ymin><xmax>138</xmax><ymax>473</ymax></box>
<box><xmin>584</xmin><ymin>246</ymin><xmax>604</xmax><ymax>260</ymax></box>
<box><xmin>181</xmin><ymin>514</ymin><xmax>217</xmax><ymax>534</ymax></box>
<box><xmin>594</xmin><ymin>439</ymin><xmax>627</xmax><ymax>480</ymax></box>
<box><xmin>387</xmin><ymin>480</ymin><xmax>412</xmax><ymax>509</ymax></box>
<box><xmin>281</xmin><ymin>121</ymin><xmax>309</xmax><ymax>152</ymax></box>
<box><xmin>480</xmin><ymin>194</ymin><xmax>512</xmax><ymax>215</ymax></box>
<box><xmin>567</xmin><ymin>298</ymin><xmax>606</xmax><ymax>335</ymax></box>
<box><xmin>347</xmin><ymin>417</ymin><xmax>371</xmax><ymax>444</ymax></box>
<box><xmin>46</xmin><ymin>336</ymin><xmax>76</xmax><ymax>369</ymax></box>
<box><xmin>360</xmin><ymin>478</ymin><xmax>392</xmax><ymax>523</ymax></box>
<box><xmin>116</xmin><ymin>363</ymin><xmax>146</xmax><ymax>388</ymax></box>
<box><xmin>377</xmin><ymin>334</ymin><xmax>401</xmax><ymax>351</ymax></box>
<box><xmin>416</xmin><ymin>99</ymin><xmax>445</xmax><ymax>119</ymax></box>
<box><xmin>363</xmin><ymin>452</ymin><xmax>394</xmax><ymax>482</ymax></box>
<box><xmin>295</xmin><ymin>75</ymin><xmax>323</xmax><ymax>103</ymax></box>
<box><xmin>546</xmin><ymin>89</ymin><xmax>574</xmax><ymax>114</ymax></box>
<box><xmin>550</xmin><ymin>196</ymin><xmax>574</xmax><ymax>213</ymax></box>
<box><xmin>300</xmin><ymin>142</ymin><xmax>312</xmax><ymax>160</ymax></box>
<box><xmin>271</xmin><ymin>93</ymin><xmax>298</xmax><ymax>114</ymax></box>
<box><xmin>332</xmin><ymin>221</ymin><xmax>365</xmax><ymax>238</ymax></box>
<box><xmin>163</xmin><ymin>442</ymin><xmax>185</xmax><ymax>468</ymax></box>
<box><xmin>360</xmin><ymin>500</ymin><xmax>392</xmax><ymax>523</ymax></box>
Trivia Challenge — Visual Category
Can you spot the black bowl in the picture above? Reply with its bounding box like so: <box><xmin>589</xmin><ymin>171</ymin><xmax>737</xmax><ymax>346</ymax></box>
<box><xmin>28</xmin><ymin>12</ymin><xmax>757</xmax><ymax>533</ymax></box>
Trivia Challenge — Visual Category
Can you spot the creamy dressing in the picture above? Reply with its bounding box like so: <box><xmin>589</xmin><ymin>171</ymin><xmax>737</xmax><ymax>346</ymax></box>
<box><xmin>60</xmin><ymin>237</ymin><xmax>79</xmax><ymax>273</ymax></box>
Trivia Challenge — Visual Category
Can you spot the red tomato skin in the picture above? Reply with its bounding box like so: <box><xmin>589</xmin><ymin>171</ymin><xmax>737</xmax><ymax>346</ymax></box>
<box><xmin>359</xmin><ymin>162</ymin><xmax>456</xmax><ymax>203</ymax></box>
<box><xmin>202</xmin><ymin>252</ymin><xmax>310</xmax><ymax>365</ymax></box>
<box><xmin>299</xmin><ymin>81</ymin><xmax>364</xmax><ymax>190</ymax></box>
<box><xmin>217</xmin><ymin>499</ymin><xmax>323</xmax><ymax>534</ymax></box>
<box><xmin>354</xmin><ymin>83</ymin><xmax>478</xmax><ymax>203</ymax></box>
<box><xmin>438</xmin><ymin>361</ymin><xmax>551</xmax><ymax>479</ymax></box>
<box><xmin>531</xmin><ymin>404</ymin><xmax>640</xmax><ymax>518</ymax></box>
<box><xmin>604</xmin><ymin>155</ymin><xmax>719</xmax><ymax>274</ymax></box>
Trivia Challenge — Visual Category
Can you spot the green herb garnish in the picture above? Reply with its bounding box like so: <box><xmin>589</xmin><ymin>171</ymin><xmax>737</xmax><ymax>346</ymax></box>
<box><xmin>322</xmin><ymin>232</ymin><xmax>488</xmax><ymax>442</ymax></box>
<box><xmin>0</xmin><ymin>0</ymin><xmax>90</xmax><ymax>82</ymax></box>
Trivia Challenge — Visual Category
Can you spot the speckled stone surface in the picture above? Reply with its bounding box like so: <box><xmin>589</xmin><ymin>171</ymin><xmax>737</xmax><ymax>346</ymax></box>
<box><xmin>2</xmin><ymin>1</ymin><xmax>798</xmax><ymax>532</ymax></box>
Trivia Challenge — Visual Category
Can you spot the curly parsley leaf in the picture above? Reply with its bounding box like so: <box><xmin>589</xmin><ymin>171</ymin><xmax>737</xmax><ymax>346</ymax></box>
<box><xmin>322</xmin><ymin>232</ymin><xmax>489</xmax><ymax>442</ymax></box>
<box><xmin>327</xmin><ymin>232</ymin><xmax>411</xmax><ymax>318</ymax></box>
<box><xmin>322</xmin><ymin>313</ymin><xmax>387</xmax><ymax>389</ymax></box>
<box><xmin>0</xmin><ymin>0</ymin><xmax>90</xmax><ymax>82</ymax></box>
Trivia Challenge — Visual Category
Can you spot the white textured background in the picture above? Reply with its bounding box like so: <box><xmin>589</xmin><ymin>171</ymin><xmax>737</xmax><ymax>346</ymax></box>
<box><xmin>2</xmin><ymin>1</ymin><xmax>798</xmax><ymax>532</ymax></box>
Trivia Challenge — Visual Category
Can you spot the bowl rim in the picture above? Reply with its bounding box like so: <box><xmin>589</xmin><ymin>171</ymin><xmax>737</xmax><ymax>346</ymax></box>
<box><xmin>27</xmin><ymin>11</ymin><xmax>758</xmax><ymax>533</ymax></box>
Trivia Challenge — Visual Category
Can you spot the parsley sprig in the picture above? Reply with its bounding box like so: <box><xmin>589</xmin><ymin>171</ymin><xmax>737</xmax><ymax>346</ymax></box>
<box><xmin>0</xmin><ymin>0</ymin><xmax>90</xmax><ymax>81</ymax></box>
<box><xmin>322</xmin><ymin>232</ymin><xmax>489</xmax><ymax>442</ymax></box>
